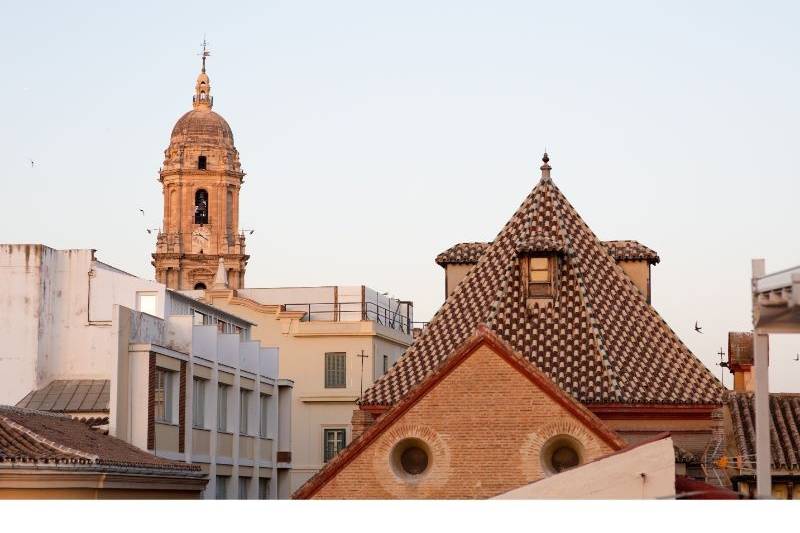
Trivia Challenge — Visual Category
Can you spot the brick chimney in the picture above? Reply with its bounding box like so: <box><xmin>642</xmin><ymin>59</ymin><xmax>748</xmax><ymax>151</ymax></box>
<box><xmin>350</xmin><ymin>408</ymin><xmax>376</xmax><ymax>441</ymax></box>
<box><xmin>727</xmin><ymin>331</ymin><xmax>754</xmax><ymax>392</ymax></box>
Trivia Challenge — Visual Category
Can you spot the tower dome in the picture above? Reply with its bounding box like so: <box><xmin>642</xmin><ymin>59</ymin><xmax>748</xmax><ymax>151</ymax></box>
<box><xmin>152</xmin><ymin>46</ymin><xmax>249</xmax><ymax>291</ymax></box>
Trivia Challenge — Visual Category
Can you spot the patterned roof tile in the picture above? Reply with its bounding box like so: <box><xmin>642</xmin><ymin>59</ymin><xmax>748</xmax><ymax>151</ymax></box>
<box><xmin>363</xmin><ymin>165</ymin><xmax>722</xmax><ymax>407</ymax></box>
<box><xmin>727</xmin><ymin>392</ymin><xmax>800</xmax><ymax>471</ymax></box>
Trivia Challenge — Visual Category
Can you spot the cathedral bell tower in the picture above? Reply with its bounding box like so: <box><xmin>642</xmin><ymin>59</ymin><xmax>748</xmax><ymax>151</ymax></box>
<box><xmin>152</xmin><ymin>47</ymin><xmax>248</xmax><ymax>289</ymax></box>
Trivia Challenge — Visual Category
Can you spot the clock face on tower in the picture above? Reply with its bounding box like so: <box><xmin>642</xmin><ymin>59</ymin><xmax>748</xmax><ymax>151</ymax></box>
<box><xmin>192</xmin><ymin>225</ymin><xmax>211</xmax><ymax>254</ymax></box>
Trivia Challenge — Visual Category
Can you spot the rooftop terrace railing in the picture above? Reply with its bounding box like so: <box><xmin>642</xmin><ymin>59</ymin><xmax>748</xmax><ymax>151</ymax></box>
<box><xmin>282</xmin><ymin>301</ymin><xmax>417</xmax><ymax>335</ymax></box>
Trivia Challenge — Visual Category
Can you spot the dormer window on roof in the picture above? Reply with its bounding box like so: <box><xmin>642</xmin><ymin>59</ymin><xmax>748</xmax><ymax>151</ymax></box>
<box><xmin>516</xmin><ymin>236</ymin><xmax>565</xmax><ymax>305</ymax></box>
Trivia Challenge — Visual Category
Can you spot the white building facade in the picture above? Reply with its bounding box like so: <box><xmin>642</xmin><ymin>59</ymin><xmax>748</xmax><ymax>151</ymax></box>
<box><xmin>0</xmin><ymin>244</ymin><xmax>293</xmax><ymax>499</ymax></box>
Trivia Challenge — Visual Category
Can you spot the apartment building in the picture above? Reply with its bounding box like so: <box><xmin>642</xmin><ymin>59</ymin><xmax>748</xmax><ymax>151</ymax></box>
<box><xmin>0</xmin><ymin>244</ymin><xmax>293</xmax><ymax>499</ymax></box>
<box><xmin>190</xmin><ymin>283</ymin><xmax>414</xmax><ymax>492</ymax></box>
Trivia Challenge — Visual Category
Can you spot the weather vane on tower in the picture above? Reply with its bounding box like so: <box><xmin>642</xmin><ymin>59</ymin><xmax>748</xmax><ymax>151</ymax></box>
<box><xmin>199</xmin><ymin>36</ymin><xmax>211</xmax><ymax>72</ymax></box>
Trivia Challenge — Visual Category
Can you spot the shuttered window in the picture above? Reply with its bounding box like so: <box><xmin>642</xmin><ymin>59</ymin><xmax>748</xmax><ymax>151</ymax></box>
<box><xmin>323</xmin><ymin>428</ymin><xmax>347</xmax><ymax>462</ymax></box>
<box><xmin>192</xmin><ymin>377</ymin><xmax>205</xmax><ymax>428</ymax></box>
<box><xmin>324</xmin><ymin>352</ymin><xmax>346</xmax><ymax>388</ymax></box>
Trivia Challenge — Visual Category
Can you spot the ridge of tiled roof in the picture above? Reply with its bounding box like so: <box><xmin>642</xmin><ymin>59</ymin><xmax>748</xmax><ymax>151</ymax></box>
<box><xmin>515</xmin><ymin>234</ymin><xmax>566</xmax><ymax>254</ymax></box>
<box><xmin>436</xmin><ymin>239</ymin><xmax>660</xmax><ymax>267</ymax></box>
<box><xmin>0</xmin><ymin>406</ymin><xmax>200</xmax><ymax>473</ymax></box>
<box><xmin>435</xmin><ymin>242</ymin><xmax>492</xmax><ymax>266</ymax></box>
<box><xmin>727</xmin><ymin>392</ymin><xmax>800</xmax><ymax>471</ymax></box>
<box><xmin>16</xmin><ymin>379</ymin><xmax>110</xmax><ymax>413</ymax></box>
<box><xmin>363</xmin><ymin>164</ymin><xmax>723</xmax><ymax>407</ymax></box>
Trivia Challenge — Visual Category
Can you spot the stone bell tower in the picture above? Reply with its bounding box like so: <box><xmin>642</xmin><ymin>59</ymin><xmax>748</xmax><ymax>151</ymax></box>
<box><xmin>152</xmin><ymin>45</ymin><xmax>248</xmax><ymax>289</ymax></box>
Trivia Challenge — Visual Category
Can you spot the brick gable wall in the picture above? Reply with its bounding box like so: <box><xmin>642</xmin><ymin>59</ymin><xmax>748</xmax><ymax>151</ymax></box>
<box><xmin>314</xmin><ymin>344</ymin><xmax>616</xmax><ymax>499</ymax></box>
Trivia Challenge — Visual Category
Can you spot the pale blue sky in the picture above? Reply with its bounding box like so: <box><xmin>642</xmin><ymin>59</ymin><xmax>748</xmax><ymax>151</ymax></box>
<box><xmin>2</xmin><ymin>1</ymin><xmax>799</xmax><ymax>390</ymax></box>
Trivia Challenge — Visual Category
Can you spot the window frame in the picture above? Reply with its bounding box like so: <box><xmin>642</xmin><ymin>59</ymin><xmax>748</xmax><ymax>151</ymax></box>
<box><xmin>324</xmin><ymin>352</ymin><xmax>346</xmax><ymax>389</ymax></box>
<box><xmin>258</xmin><ymin>477</ymin><xmax>270</xmax><ymax>500</ymax></box>
<box><xmin>215</xmin><ymin>475</ymin><xmax>228</xmax><ymax>500</ymax></box>
<box><xmin>239</xmin><ymin>388</ymin><xmax>250</xmax><ymax>435</ymax></box>
<box><xmin>192</xmin><ymin>377</ymin><xmax>206</xmax><ymax>428</ymax></box>
<box><xmin>259</xmin><ymin>393</ymin><xmax>269</xmax><ymax>438</ymax></box>
<box><xmin>238</xmin><ymin>476</ymin><xmax>249</xmax><ymax>500</ymax></box>
<box><xmin>323</xmin><ymin>428</ymin><xmax>347</xmax><ymax>463</ymax></box>
<box><xmin>217</xmin><ymin>383</ymin><xmax>230</xmax><ymax>432</ymax></box>
<box><xmin>154</xmin><ymin>368</ymin><xmax>175</xmax><ymax>423</ymax></box>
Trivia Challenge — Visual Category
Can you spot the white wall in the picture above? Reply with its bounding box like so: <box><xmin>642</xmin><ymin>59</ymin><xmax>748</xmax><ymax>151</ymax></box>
<box><xmin>0</xmin><ymin>245</ymin><xmax>164</xmax><ymax>405</ymax></box>
<box><xmin>493</xmin><ymin>437</ymin><xmax>677</xmax><ymax>500</ymax></box>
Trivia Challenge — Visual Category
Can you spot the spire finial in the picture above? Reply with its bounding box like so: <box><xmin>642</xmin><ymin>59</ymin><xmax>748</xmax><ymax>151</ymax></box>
<box><xmin>540</xmin><ymin>151</ymin><xmax>552</xmax><ymax>180</ymax></box>
<box><xmin>200</xmin><ymin>36</ymin><xmax>210</xmax><ymax>73</ymax></box>
<box><xmin>193</xmin><ymin>38</ymin><xmax>213</xmax><ymax>110</ymax></box>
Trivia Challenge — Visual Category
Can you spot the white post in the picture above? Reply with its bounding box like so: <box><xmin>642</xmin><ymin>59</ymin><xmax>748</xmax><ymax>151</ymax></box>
<box><xmin>754</xmin><ymin>332</ymin><xmax>770</xmax><ymax>498</ymax></box>
<box><xmin>751</xmin><ymin>258</ymin><xmax>771</xmax><ymax>498</ymax></box>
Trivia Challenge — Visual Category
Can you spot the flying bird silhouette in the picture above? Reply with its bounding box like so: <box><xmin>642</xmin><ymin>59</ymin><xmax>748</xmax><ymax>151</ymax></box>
<box><xmin>694</xmin><ymin>321</ymin><xmax>703</xmax><ymax>334</ymax></box>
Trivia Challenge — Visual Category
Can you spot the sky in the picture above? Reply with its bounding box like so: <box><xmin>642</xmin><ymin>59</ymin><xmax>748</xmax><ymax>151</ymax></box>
<box><xmin>1</xmin><ymin>1</ymin><xmax>799</xmax><ymax>391</ymax></box>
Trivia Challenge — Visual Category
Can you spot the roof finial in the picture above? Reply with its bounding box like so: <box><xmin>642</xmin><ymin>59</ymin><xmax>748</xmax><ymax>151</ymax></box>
<box><xmin>193</xmin><ymin>38</ymin><xmax>213</xmax><ymax>110</ymax></box>
<box><xmin>540</xmin><ymin>151</ymin><xmax>552</xmax><ymax>181</ymax></box>
<box><xmin>200</xmin><ymin>36</ymin><xmax>210</xmax><ymax>73</ymax></box>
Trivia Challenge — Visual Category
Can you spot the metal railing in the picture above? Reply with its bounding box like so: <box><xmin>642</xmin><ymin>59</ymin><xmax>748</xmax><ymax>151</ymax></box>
<box><xmin>282</xmin><ymin>301</ymin><xmax>415</xmax><ymax>335</ymax></box>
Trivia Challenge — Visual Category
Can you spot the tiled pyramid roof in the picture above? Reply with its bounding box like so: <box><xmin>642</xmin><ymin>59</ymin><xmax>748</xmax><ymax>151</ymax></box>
<box><xmin>363</xmin><ymin>157</ymin><xmax>723</xmax><ymax>406</ymax></box>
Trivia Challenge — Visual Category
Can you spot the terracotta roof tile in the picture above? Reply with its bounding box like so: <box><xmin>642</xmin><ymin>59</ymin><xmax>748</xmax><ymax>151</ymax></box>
<box><xmin>435</xmin><ymin>242</ymin><xmax>492</xmax><ymax>266</ymax></box>
<box><xmin>727</xmin><ymin>392</ymin><xmax>800</xmax><ymax>471</ymax></box>
<box><xmin>16</xmin><ymin>380</ymin><xmax>110</xmax><ymax>413</ymax></box>
<box><xmin>0</xmin><ymin>406</ymin><xmax>199</xmax><ymax>473</ymax></box>
<box><xmin>601</xmin><ymin>240</ymin><xmax>660</xmax><ymax>265</ymax></box>
<box><xmin>364</xmin><ymin>171</ymin><xmax>722</xmax><ymax>407</ymax></box>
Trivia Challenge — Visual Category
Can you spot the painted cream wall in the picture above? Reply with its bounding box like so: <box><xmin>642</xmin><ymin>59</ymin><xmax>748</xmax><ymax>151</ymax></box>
<box><xmin>493</xmin><ymin>437</ymin><xmax>676</xmax><ymax>499</ymax></box>
<box><xmin>202</xmin><ymin>291</ymin><xmax>412</xmax><ymax>493</ymax></box>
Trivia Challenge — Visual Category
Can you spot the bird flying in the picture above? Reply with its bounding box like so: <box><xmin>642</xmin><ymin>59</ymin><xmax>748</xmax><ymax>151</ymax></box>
<box><xmin>694</xmin><ymin>321</ymin><xmax>703</xmax><ymax>334</ymax></box>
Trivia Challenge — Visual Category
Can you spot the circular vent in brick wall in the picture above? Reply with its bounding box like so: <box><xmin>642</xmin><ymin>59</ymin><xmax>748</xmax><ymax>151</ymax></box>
<box><xmin>391</xmin><ymin>438</ymin><xmax>431</xmax><ymax>479</ymax></box>
<box><xmin>541</xmin><ymin>435</ymin><xmax>584</xmax><ymax>475</ymax></box>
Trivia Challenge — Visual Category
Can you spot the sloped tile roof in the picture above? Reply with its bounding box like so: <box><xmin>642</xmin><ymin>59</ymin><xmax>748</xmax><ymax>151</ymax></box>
<box><xmin>16</xmin><ymin>380</ymin><xmax>110</xmax><ymax>413</ymax></box>
<box><xmin>363</xmin><ymin>165</ymin><xmax>722</xmax><ymax>407</ymax></box>
<box><xmin>727</xmin><ymin>392</ymin><xmax>800</xmax><ymax>471</ymax></box>
<box><xmin>601</xmin><ymin>240</ymin><xmax>661</xmax><ymax>265</ymax></box>
<box><xmin>435</xmin><ymin>242</ymin><xmax>491</xmax><ymax>266</ymax></box>
<box><xmin>0</xmin><ymin>406</ymin><xmax>200</xmax><ymax>473</ymax></box>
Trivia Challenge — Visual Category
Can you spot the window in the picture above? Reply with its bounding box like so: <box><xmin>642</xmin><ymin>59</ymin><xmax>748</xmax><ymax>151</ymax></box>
<box><xmin>192</xmin><ymin>310</ymin><xmax>206</xmax><ymax>325</ymax></box>
<box><xmin>259</xmin><ymin>394</ymin><xmax>269</xmax><ymax>438</ymax></box>
<box><xmin>323</xmin><ymin>428</ymin><xmax>347</xmax><ymax>462</ymax></box>
<box><xmin>194</xmin><ymin>282</ymin><xmax>207</xmax><ymax>290</ymax></box>
<box><xmin>529</xmin><ymin>257</ymin><xmax>550</xmax><ymax>282</ymax></box>
<box><xmin>215</xmin><ymin>475</ymin><xmax>228</xmax><ymax>499</ymax></box>
<box><xmin>239</xmin><ymin>389</ymin><xmax>250</xmax><ymax>434</ymax></box>
<box><xmin>217</xmin><ymin>384</ymin><xmax>229</xmax><ymax>432</ymax></box>
<box><xmin>198</xmin><ymin>155</ymin><xmax>207</xmax><ymax>170</ymax></box>
<box><xmin>137</xmin><ymin>292</ymin><xmax>157</xmax><ymax>316</ymax></box>
<box><xmin>194</xmin><ymin>189</ymin><xmax>209</xmax><ymax>224</ymax></box>
<box><xmin>258</xmin><ymin>478</ymin><xmax>270</xmax><ymax>499</ymax></box>
<box><xmin>528</xmin><ymin>256</ymin><xmax>554</xmax><ymax>298</ymax></box>
<box><xmin>238</xmin><ymin>476</ymin><xmax>249</xmax><ymax>500</ymax></box>
<box><xmin>324</xmin><ymin>352</ymin><xmax>346</xmax><ymax>388</ymax></box>
<box><xmin>383</xmin><ymin>355</ymin><xmax>389</xmax><ymax>374</ymax></box>
<box><xmin>192</xmin><ymin>378</ymin><xmax>205</xmax><ymax>428</ymax></box>
<box><xmin>154</xmin><ymin>369</ymin><xmax>174</xmax><ymax>423</ymax></box>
